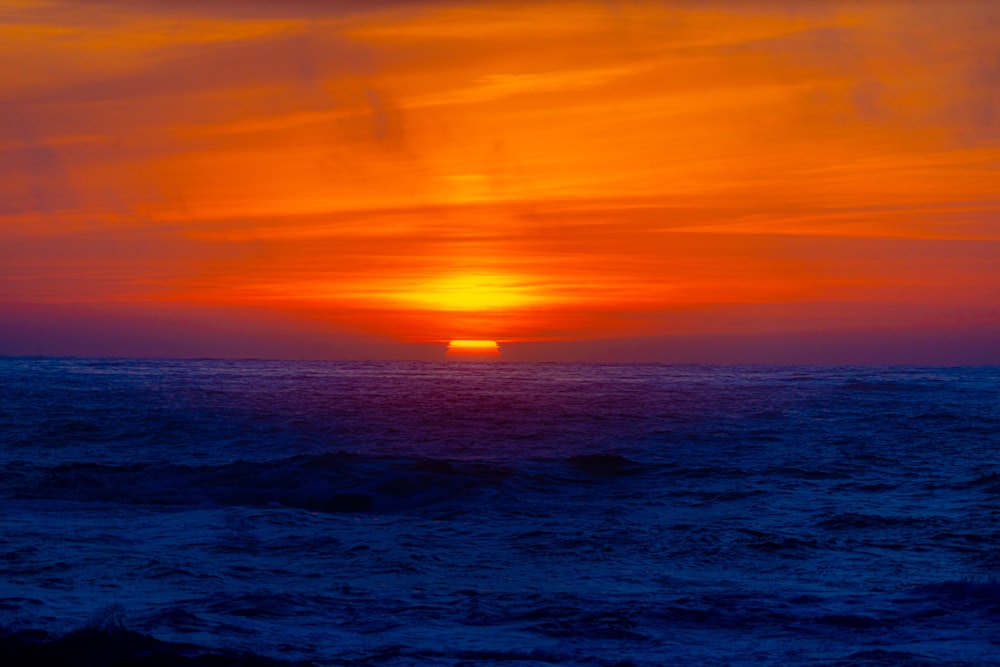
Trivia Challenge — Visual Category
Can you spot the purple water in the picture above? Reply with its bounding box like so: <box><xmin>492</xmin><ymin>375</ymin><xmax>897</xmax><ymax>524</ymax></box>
<box><xmin>1</xmin><ymin>358</ymin><xmax>999</xmax><ymax>665</ymax></box>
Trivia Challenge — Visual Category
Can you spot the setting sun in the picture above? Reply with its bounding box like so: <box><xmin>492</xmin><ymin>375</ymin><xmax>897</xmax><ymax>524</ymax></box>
<box><xmin>446</xmin><ymin>340</ymin><xmax>501</xmax><ymax>359</ymax></box>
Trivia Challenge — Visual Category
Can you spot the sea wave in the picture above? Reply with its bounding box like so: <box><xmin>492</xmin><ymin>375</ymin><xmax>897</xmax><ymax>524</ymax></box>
<box><xmin>2</xmin><ymin>360</ymin><xmax>999</xmax><ymax>665</ymax></box>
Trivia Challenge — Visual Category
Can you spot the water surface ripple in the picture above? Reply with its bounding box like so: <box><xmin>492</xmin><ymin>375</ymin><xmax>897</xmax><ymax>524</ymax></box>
<box><xmin>1</xmin><ymin>359</ymin><xmax>998</xmax><ymax>665</ymax></box>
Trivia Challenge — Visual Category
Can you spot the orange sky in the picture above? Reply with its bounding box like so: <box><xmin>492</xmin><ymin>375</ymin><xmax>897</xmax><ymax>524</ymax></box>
<box><xmin>2</xmin><ymin>0</ymin><xmax>999</xmax><ymax>362</ymax></box>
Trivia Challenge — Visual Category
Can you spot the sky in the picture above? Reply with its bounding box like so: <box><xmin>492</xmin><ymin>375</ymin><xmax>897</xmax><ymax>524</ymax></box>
<box><xmin>2</xmin><ymin>0</ymin><xmax>999</xmax><ymax>363</ymax></box>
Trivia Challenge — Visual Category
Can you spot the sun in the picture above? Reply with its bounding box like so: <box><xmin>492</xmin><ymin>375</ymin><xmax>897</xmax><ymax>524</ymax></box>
<box><xmin>446</xmin><ymin>340</ymin><xmax>501</xmax><ymax>360</ymax></box>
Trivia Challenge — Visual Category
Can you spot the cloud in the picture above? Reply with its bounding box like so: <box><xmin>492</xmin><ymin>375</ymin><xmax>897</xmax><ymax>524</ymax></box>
<box><xmin>13</xmin><ymin>0</ymin><xmax>514</xmax><ymax>24</ymax></box>
<box><xmin>6</xmin><ymin>28</ymin><xmax>371</xmax><ymax>108</ymax></box>
<box><xmin>0</xmin><ymin>108</ymin><xmax>78</xmax><ymax>216</ymax></box>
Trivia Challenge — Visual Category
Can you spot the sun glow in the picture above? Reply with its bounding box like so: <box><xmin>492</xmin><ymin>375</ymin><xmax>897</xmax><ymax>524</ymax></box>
<box><xmin>446</xmin><ymin>339</ymin><xmax>501</xmax><ymax>359</ymax></box>
<box><xmin>397</xmin><ymin>274</ymin><xmax>541</xmax><ymax>312</ymax></box>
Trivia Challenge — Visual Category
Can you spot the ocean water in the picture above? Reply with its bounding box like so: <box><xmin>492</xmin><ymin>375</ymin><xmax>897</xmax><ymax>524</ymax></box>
<box><xmin>1</xmin><ymin>357</ymin><xmax>998</xmax><ymax>666</ymax></box>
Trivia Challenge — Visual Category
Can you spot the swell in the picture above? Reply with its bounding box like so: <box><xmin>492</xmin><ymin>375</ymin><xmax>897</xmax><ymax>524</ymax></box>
<box><xmin>5</xmin><ymin>578</ymin><xmax>999</xmax><ymax>667</ymax></box>
<box><xmin>4</xmin><ymin>453</ymin><xmax>514</xmax><ymax>514</ymax></box>
<box><xmin>7</xmin><ymin>447</ymin><xmax>997</xmax><ymax>516</ymax></box>
<box><xmin>0</xmin><ymin>626</ymin><xmax>310</xmax><ymax>667</ymax></box>
<box><xmin>3</xmin><ymin>446</ymin><xmax>680</xmax><ymax>513</ymax></box>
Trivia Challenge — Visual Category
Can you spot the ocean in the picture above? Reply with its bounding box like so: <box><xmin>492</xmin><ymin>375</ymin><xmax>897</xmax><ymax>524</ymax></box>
<box><xmin>1</xmin><ymin>357</ymin><xmax>998</xmax><ymax>665</ymax></box>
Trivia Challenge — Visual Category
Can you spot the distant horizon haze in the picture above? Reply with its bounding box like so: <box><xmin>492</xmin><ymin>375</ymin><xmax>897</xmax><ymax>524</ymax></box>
<box><xmin>2</xmin><ymin>300</ymin><xmax>998</xmax><ymax>366</ymax></box>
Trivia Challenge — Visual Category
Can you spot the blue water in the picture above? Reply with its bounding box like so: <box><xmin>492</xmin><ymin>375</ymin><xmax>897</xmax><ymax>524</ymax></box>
<box><xmin>1</xmin><ymin>358</ymin><xmax>999</xmax><ymax>665</ymax></box>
